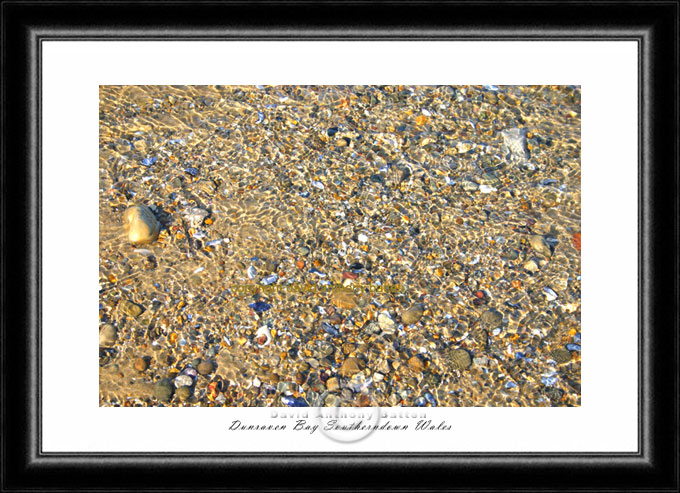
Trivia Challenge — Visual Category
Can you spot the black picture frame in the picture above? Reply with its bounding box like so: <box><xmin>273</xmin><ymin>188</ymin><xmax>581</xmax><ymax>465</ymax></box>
<box><xmin>2</xmin><ymin>1</ymin><xmax>678</xmax><ymax>490</ymax></box>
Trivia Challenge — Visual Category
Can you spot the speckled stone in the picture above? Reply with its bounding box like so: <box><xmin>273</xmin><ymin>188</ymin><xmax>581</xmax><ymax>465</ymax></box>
<box><xmin>551</xmin><ymin>347</ymin><xmax>572</xmax><ymax>365</ymax></box>
<box><xmin>445</xmin><ymin>348</ymin><xmax>472</xmax><ymax>371</ymax></box>
<box><xmin>481</xmin><ymin>309</ymin><xmax>503</xmax><ymax>329</ymax></box>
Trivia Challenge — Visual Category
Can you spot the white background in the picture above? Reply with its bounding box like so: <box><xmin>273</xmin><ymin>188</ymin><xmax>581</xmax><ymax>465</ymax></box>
<box><xmin>42</xmin><ymin>41</ymin><xmax>638</xmax><ymax>452</ymax></box>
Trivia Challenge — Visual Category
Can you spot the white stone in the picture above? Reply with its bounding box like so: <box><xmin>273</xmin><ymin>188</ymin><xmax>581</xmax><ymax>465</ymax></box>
<box><xmin>174</xmin><ymin>375</ymin><xmax>193</xmax><ymax>388</ymax></box>
<box><xmin>255</xmin><ymin>326</ymin><xmax>272</xmax><ymax>346</ymax></box>
<box><xmin>378</xmin><ymin>311</ymin><xmax>396</xmax><ymax>333</ymax></box>
<box><xmin>524</xmin><ymin>259</ymin><xmax>539</xmax><ymax>273</ymax></box>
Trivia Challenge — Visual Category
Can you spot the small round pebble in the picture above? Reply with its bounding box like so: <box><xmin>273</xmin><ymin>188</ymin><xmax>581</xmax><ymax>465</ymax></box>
<box><xmin>134</xmin><ymin>357</ymin><xmax>149</xmax><ymax>372</ymax></box>
<box><xmin>197</xmin><ymin>360</ymin><xmax>215</xmax><ymax>375</ymax></box>
<box><xmin>174</xmin><ymin>375</ymin><xmax>193</xmax><ymax>388</ymax></box>
<box><xmin>176</xmin><ymin>385</ymin><xmax>193</xmax><ymax>402</ymax></box>
<box><xmin>119</xmin><ymin>300</ymin><xmax>143</xmax><ymax>318</ymax></box>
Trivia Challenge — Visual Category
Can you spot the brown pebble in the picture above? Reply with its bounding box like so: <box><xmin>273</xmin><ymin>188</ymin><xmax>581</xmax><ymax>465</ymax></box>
<box><xmin>176</xmin><ymin>385</ymin><xmax>192</xmax><ymax>402</ymax></box>
<box><xmin>134</xmin><ymin>357</ymin><xmax>149</xmax><ymax>372</ymax></box>
<box><xmin>338</xmin><ymin>357</ymin><xmax>365</xmax><ymax>377</ymax></box>
<box><xmin>119</xmin><ymin>300</ymin><xmax>143</xmax><ymax>318</ymax></box>
<box><xmin>326</xmin><ymin>377</ymin><xmax>340</xmax><ymax>392</ymax></box>
<box><xmin>401</xmin><ymin>304</ymin><xmax>425</xmax><ymax>325</ymax></box>
<box><xmin>295</xmin><ymin>372</ymin><xmax>307</xmax><ymax>385</ymax></box>
<box><xmin>408</xmin><ymin>355</ymin><xmax>427</xmax><ymax>372</ymax></box>
<box><xmin>356</xmin><ymin>394</ymin><xmax>371</xmax><ymax>407</ymax></box>
<box><xmin>197</xmin><ymin>360</ymin><xmax>215</xmax><ymax>375</ymax></box>
<box><xmin>332</xmin><ymin>289</ymin><xmax>358</xmax><ymax>310</ymax></box>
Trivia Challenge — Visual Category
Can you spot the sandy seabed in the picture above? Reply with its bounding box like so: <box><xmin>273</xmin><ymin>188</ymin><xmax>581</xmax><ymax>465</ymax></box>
<box><xmin>99</xmin><ymin>85</ymin><xmax>581</xmax><ymax>407</ymax></box>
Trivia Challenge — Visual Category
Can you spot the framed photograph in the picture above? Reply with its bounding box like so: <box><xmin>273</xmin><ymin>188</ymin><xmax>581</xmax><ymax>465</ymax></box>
<box><xmin>2</xmin><ymin>1</ymin><xmax>677</xmax><ymax>490</ymax></box>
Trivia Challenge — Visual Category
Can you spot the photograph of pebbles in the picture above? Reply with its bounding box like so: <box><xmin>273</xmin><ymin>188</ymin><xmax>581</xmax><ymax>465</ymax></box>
<box><xmin>99</xmin><ymin>85</ymin><xmax>581</xmax><ymax>407</ymax></box>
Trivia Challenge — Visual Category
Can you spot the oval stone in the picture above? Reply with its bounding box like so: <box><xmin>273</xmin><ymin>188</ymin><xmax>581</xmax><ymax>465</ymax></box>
<box><xmin>99</xmin><ymin>324</ymin><xmax>117</xmax><ymax>346</ymax></box>
<box><xmin>124</xmin><ymin>205</ymin><xmax>160</xmax><ymax>245</ymax></box>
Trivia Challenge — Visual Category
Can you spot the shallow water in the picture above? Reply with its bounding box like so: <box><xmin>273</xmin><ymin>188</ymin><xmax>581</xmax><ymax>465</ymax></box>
<box><xmin>99</xmin><ymin>85</ymin><xmax>581</xmax><ymax>407</ymax></box>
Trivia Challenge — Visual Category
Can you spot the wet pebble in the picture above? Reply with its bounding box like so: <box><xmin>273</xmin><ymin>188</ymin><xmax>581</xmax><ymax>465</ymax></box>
<box><xmin>176</xmin><ymin>385</ymin><xmax>193</xmax><ymax>402</ymax></box>
<box><xmin>249</xmin><ymin>301</ymin><xmax>271</xmax><ymax>313</ymax></box>
<box><xmin>99</xmin><ymin>324</ymin><xmax>117</xmax><ymax>346</ymax></box>
<box><xmin>325</xmin><ymin>394</ymin><xmax>340</xmax><ymax>406</ymax></box>
<box><xmin>408</xmin><ymin>355</ymin><xmax>427</xmax><ymax>372</ymax></box>
<box><xmin>119</xmin><ymin>300</ymin><xmax>143</xmax><ymax>318</ymax></box>
<box><xmin>339</xmin><ymin>357</ymin><xmax>365</xmax><ymax>377</ymax></box>
<box><xmin>331</xmin><ymin>290</ymin><xmax>358</xmax><ymax>310</ymax></box>
<box><xmin>524</xmin><ymin>259</ymin><xmax>540</xmax><ymax>273</ymax></box>
<box><xmin>153</xmin><ymin>379</ymin><xmax>174</xmax><ymax>402</ymax></box>
<box><xmin>197</xmin><ymin>360</ymin><xmax>215</xmax><ymax>375</ymax></box>
<box><xmin>501</xmin><ymin>127</ymin><xmax>530</xmax><ymax>166</ymax></box>
<box><xmin>182</xmin><ymin>207</ymin><xmax>209</xmax><ymax>228</ymax></box>
<box><xmin>281</xmin><ymin>396</ymin><xmax>309</xmax><ymax>407</ymax></box>
<box><xmin>134</xmin><ymin>357</ymin><xmax>149</xmax><ymax>372</ymax></box>
<box><xmin>480</xmin><ymin>309</ymin><xmax>503</xmax><ymax>329</ymax></box>
<box><xmin>174</xmin><ymin>374</ymin><xmax>193</xmax><ymax>387</ymax></box>
<box><xmin>445</xmin><ymin>348</ymin><xmax>472</xmax><ymax>371</ymax></box>
<box><xmin>321</xmin><ymin>322</ymin><xmax>340</xmax><ymax>337</ymax></box>
<box><xmin>551</xmin><ymin>348</ymin><xmax>572</xmax><ymax>365</ymax></box>
<box><xmin>123</xmin><ymin>205</ymin><xmax>160</xmax><ymax>245</ymax></box>
<box><xmin>401</xmin><ymin>304</ymin><xmax>424</xmax><ymax>325</ymax></box>
<box><xmin>378</xmin><ymin>311</ymin><xmax>396</xmax><ymax>333</ymax></box>
<box><xmin>529</xmin><ymin>235</ymin><xmax>552</xmax><ymax>257</ymax></box>
<box><xmin>326</xmin><ymin>377</ymin><xmax>340</xmax><ymax>392</ymax></box>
